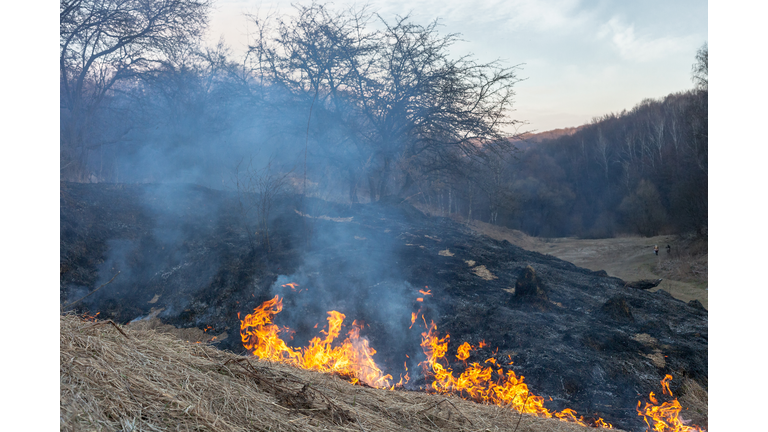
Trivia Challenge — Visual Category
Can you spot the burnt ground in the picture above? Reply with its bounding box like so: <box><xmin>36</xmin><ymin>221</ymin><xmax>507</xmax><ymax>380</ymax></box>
<box><xmin>60</xmin><ymin>182</ymin><xmax>708</xmax><ymax>431</ymax></box>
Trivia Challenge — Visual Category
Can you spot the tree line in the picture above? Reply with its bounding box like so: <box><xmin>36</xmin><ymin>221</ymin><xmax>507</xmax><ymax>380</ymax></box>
<box><xmin>398</xmin><ymin>44</ymin><xmax>708</xmax><ymax>238</ymax></box>
<box><xmin>60</xmin><ymin>0</ymin><xmax>707</xmax><ymax>239</ymax></box>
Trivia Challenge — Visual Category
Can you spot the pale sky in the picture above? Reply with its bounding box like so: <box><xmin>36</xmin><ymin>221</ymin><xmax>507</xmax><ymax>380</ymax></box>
<box><xmin>206</xmin><ymin>0</ymin><xmax>708</xmax><ymax>133</ymax></box>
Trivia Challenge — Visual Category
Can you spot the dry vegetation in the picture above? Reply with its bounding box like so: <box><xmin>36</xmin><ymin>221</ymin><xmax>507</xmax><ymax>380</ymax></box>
<box><xmin>466</xmin><ymin>220</ymin><xmax>708</xmax><ymax>309</ymax></box>
<box><xmin>60</xmin><ymin>314</ymin><xmax>627</xmax><ymax>432</ymax></box>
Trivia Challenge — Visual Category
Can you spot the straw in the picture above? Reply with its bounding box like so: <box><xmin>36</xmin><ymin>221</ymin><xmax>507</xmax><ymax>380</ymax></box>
<box><xmin>61</xmin><ymin>313</ymin><xmax>626</xmax><ymax>432</ymax></box>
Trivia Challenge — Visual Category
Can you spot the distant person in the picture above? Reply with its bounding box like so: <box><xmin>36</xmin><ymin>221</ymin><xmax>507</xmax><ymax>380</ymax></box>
<box><xmin>654</xmin><ymin>245</ymin><xmax>659</xmax><ymax>256</ymax></box>
<box><xmin>666</xmin><ymin>245</ymin><xmax>671</xmax><ymax>254</ymax></box>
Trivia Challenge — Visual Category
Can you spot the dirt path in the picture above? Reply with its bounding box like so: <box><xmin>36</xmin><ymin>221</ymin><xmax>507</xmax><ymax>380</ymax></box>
<box><xmin>469</xmin><ymin>221</ymin><xmax>708</xmax><ymax>310</ymax></box>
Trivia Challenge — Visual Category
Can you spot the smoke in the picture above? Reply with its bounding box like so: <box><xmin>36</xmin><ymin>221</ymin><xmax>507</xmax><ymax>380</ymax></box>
<box><xmin>255</xmin><ymin>206</ymin><xmax>431</xmax><ymax>380</ymax></box>
<box><xmin>64</xmin><ymin>4</ymin><xmax>467</xmax><ymax>382</ymax></box>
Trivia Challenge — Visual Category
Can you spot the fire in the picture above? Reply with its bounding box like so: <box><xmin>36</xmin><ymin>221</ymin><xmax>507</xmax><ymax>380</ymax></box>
<box><xmin>456</xmin><ymin>341</ymin><xmax>472</xmax><ymax>362</ymax></box>
<box><xmin>409</xmin><ymin>307</ymin><xmax>423</xmax><ymax>329</ymax></box>
<box><xmin>419</xmin><ymin>289</ymin><xmax>432</xmax><ymax>296</ymax></box>
<box><xmin>637</xmin><ymin>375</ymin><xmax>705</xmax><ymax>431</ymax></box>
<box><xmin>81</xmin><ymin>312</ymin><xmax>100</xmax><ymax>322</ymax></box>
<box><xmin>419</xmin><ymin>321</ymin><xmax>612</xmax><ymax>428</ymax></box>
<box><xmin>238</xmin><ymin>297</ymin><xmax>704</xmax><ymax>430</ymax></box>
<box><xmin>239</xmin><ymin>295</ymin><xmax>392</xmax><ymax>388</ymax></box>
<box><xmin>394</xmin><ymin>361</ymin><xmax>411</xmax><ymax>388</ymax></box>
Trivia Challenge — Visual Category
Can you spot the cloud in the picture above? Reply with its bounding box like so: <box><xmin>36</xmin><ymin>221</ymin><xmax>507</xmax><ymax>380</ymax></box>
<box><xmin>497</xmin><ymin>0</ymin><xmax>593</xmax><ymax>32</ymax></box>
<box><xmin>369</xmin><ymin>0</ymin><xmax>595</xmax><ymax>33</ymax></box>
<box><xmin>598</xmin><ymin>16</ymin><xmax>695</xmax><ymax>62</ymax></box>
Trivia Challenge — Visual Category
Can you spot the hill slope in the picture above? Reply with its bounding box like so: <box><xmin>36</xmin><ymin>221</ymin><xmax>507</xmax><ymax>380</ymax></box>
<box><xmin>60</xmin><ymin>182</ymin><xmax>708</xmax><ymax>431</ymax></box>
<box><xmin>60</xmin><ymin>313</ymin><xmax>622</xmax><ymax>432</ymax></box>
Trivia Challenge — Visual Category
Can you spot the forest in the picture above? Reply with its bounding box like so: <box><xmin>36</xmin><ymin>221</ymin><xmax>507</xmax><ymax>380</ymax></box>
<box><xmin>60</xmin><ymin>0</ymin><xmax>708</xmax><ymax>239</ymax></box>
<box><xmin>496</xmin><ymin>84</ymin><xmax>708</xmax><ymax>238</ymax></box>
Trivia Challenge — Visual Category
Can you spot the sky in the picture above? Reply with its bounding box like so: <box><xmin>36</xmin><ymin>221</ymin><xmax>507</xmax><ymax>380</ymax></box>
<box><xmin>206</xmin><ymin>0</ymin><xmax>708</xmax><ymax>133</ymax></box>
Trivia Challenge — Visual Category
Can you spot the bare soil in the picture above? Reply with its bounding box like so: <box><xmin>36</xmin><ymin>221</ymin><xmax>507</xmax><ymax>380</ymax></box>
<box><xmin>469</xmin><ymin>221</ymin><xmax>708</xmax><ymax>310</ymax></box>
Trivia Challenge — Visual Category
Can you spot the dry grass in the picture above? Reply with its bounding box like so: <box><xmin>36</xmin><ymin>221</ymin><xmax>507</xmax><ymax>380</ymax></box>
<box><xmin>467</xmin><ymin>220</ymin><xmax>708</xmax><ymax>308</ymax></box>
<box><xmin>60</xmin><ymin>314</ymin><xmax>626</xmax><ymax>432</ymax></box>
<box><xmin>678</xmin><ymin>378</ymin><xmax>708</xmax><ymax>431</ymax></box>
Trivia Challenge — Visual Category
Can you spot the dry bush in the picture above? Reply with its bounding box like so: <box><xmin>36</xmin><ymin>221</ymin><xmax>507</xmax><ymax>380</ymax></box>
<box><xmin>61</xmin><ymin>313</ymin><xmax>625</xmax><ymax>432</ymax></box>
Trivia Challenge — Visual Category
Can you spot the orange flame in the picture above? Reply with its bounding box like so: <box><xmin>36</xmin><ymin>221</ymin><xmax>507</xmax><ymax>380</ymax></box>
<box><xmin>410</xmin><ymin>307</ymin><xmax>424</xmax><ymax>329</ymax></box>
<box><xmin>282</xmin><ymin>282</ymin><xmax>300</xmax><ymax>291</ymax></box>
<box><xmin>637</xmin><ymin>375</ymin><xmax>705</xmax><ymax>431</ymax></box>
<box><xmin>393</xmin><ymin>361</ymin><xmax>411</xmax><ymax>388</ymax></box>
<box><xmin>456</xmin><ymin>341</ymin><xmax>472</xmax><ymax>362</ymax></box>
<box><xmin>239</xmin><ymin>296</ymin><xmax>392</xmax><ymax>388</ymax></box>
<box><xmin>419</xmin><ymin>289</ymin><xmax>432</xmax><ymax>296</ymax></box>
<box><xmin>419</xmin><ymin>321</ymin><xmax>612</xmax><ymax>428</ymax></box>
<box><xmin>238</xmin><ymin>297</ymin><xmax>705</xmax><ymax>431</ymax></box>
<box><xmin>80</xmin><ymin>312</ymin><xmax>100</xmax><ymax>322</ymax></box>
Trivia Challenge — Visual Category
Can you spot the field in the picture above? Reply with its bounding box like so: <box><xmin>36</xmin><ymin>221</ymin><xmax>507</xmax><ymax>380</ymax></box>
<box><xmin>469</xmin><ymin>221</ymin><xmax>708</xmax><ymax>310</ymax></box>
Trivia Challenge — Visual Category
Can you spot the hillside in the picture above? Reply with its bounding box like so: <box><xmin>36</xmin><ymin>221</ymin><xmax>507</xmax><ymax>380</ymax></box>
<box><xmin>60</xmin><ymin>182</ymin><xmax>708</xmax><ymax>431</ymax></box>
<box><xmin>61</xmin><ymin>313</ymin><xmax>625</xmax><ymax>431</ymax></box>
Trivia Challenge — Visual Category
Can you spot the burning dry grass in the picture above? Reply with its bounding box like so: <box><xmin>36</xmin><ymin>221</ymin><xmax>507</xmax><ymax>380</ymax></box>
<box><xmin>60</xmin><ymin>313</ymin><xmax>625</xmax><ymax>432</ymax></box>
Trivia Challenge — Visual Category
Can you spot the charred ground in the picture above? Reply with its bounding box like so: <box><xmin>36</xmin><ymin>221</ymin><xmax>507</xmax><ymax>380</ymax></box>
<box><xmin>60</xmin><ymin>182</ymin><xmax>707</xmax><ymax>431</ymax></box>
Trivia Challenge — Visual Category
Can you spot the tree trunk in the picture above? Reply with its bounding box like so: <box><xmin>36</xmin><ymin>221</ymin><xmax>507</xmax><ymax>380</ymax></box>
<box><xmin>377</xmin><ymin>157</ymin><xmax>391</xmax><ymax>199</ymax></box>
<box><xmin>368</xmin><ymin>175</ymin><xmax>377</xmax><ymax>202</ymax></box>
<box><xmin>349</xmin><ymin>170</ymin><xmax>359</xmax><ymax>203</ymax></box>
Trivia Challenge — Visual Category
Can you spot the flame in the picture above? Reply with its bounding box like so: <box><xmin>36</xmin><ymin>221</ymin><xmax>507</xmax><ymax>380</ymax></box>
<box><xmin>456</xmin><ymin>341</ymin><xmax>472</xmax><ymax>362</ymax></box>
<box><xmin>419</xmin><ymin>321</ymin><xmax>612</xmax><ymax>428</ymax></box>
<box><xmin>239</xmin><ymin>295</ymin><xmax>392</xmax><ymax>388</ymax></box>
<box><xmin>637</xmin><ymin>375</ymin><xmax>705</xmax><ymax>431</ymax></box>
<box><xmin>419</xmin><ymin>289</ymin><xmax>432</xmax><ymax>296</ymax></box>
<box><xmin>81</xmin><ymin>312</ymin><xmax>100</xmax><ymax>322</ymax></box>
<box><xmin>238</xmin><ymin>297</ymin><xmax>705</xmax><ymax>430</ymax></box>
<box><xmin>393</xmin><ymin>361</ymin><xmax>411</xmax><ymax>388</ymax></box>
<box><xmin>410</xmin><ymin>307</ymin><xmax>424</xmax><ymax>329</ymax></box>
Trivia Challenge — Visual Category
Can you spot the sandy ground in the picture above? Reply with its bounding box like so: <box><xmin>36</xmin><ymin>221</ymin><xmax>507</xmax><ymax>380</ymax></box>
<box><xmin>468</xmin><ymin>221</ymin><xmax>708</xmax><ymax>310</ymax></box>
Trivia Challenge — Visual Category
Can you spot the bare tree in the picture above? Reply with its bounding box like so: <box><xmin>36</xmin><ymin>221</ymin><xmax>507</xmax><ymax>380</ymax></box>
<box><xmin>692</xmin><ymin>42</ymin><xmax>708</xmax><ymax>91</ymax></box>
<box><xmin>245</xmin><ymin>2</ymin><xmax>522</xmax><ymax>202</ymax></box>
<box><xmin>60</xmin><ymin>0</ymin><xmax>212</xmax><ymax>179</ymax></box>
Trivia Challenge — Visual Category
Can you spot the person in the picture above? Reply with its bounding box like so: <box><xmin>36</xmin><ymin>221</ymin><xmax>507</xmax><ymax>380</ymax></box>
<box><xmin>654</xmin><ymin>245</ymin><xmax>659</xmax><ymax>256</ymax></box>
<box><xmin>666</xmin><ymin>244</ymin><xmax>671</xmax><ymax>254</ymax></box>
